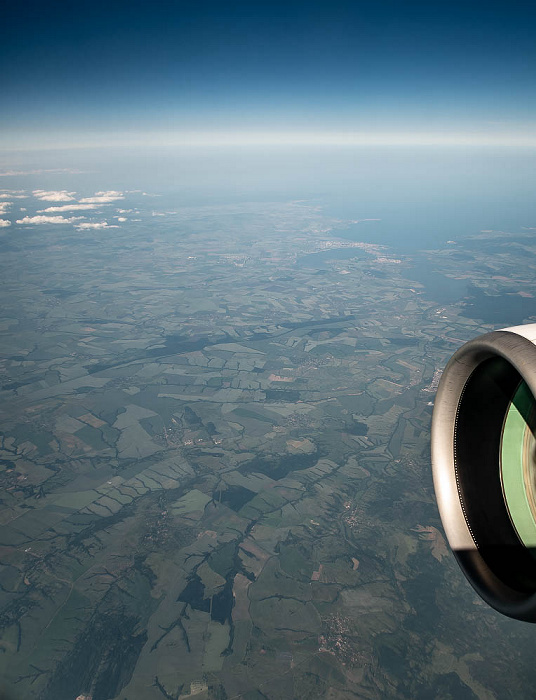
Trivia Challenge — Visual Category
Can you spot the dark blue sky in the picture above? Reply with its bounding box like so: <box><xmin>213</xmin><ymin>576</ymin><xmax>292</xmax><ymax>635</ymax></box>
<box><xmin>3</xmin><ymin>0</ymin><xmax>536</xmax><ymax>147</ymax></box>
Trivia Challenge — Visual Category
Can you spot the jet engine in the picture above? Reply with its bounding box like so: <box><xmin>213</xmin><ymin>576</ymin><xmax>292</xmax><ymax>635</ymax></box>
<box><xmin>432</xmin><ymin>323</ymin><xmax>536</xmax><ymax>621</ymax></box>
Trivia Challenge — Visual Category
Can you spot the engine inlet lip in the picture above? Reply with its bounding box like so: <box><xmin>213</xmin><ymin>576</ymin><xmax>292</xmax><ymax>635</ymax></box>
<box><xmin>432</xmin><ymin>328</ymin><xmax>536</xmax><ymax>621</ymax></box>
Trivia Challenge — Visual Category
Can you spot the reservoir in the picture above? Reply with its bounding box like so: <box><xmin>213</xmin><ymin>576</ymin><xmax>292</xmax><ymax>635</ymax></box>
<box><xmin>297</xmin><ymin>246</ymin><xmax>369</xmax><ymax>269</ymax></box>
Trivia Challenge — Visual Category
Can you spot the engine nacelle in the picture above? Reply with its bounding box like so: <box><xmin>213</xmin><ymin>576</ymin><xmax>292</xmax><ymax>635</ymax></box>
<box><xmin>432</xmin><ymin>324</ymin><xmax>536</xmax><ymax>621</ymax></box>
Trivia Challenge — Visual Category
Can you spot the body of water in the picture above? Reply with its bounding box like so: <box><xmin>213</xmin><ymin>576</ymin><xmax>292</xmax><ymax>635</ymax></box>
<box><xmin>296</xmin><ymin>246</ymin><xmax>369</xmax><ymax>269</ymax></box>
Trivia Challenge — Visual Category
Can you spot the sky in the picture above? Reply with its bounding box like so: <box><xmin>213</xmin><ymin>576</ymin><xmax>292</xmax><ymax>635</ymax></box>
<box><xmin>2</xmin><ymin>0</ymin><xmax>536</xmax><ymax>149</ymax></box>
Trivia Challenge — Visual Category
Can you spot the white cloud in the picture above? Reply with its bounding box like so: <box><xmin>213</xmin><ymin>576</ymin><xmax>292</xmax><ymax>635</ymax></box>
<box><xmin>16</xmin><ymin>215</ymin><xmax>83</xmax><ymax>225</ymax></box>
<box><xmin>0</xmin><ymin>219</ymin><xmax>11</xmax><ymax>228</ymax></box>
<box><xmin>0</xmin><ymin>202</ymin><xmax>11</xmax><ymax>214</ymax></box>
<box><xmin>33</xmin><ymin>190</ymin><xmax>77</xmax><ymax>202</ymax></box>
<box><xmin>38</xmin><ymin>204</ymin><xmax>100</xmax><ymax>212</ymax></box>
<box><xmin>79</xmin><ymin>190</ymin><xmax>124</xmax><ymax>204</ymax></box>
<box><xmin>75</xmin><ymin>221</ymin><xmax>118</xmax><ymax>230</ymax></box>
<box><xmin>0</xmin><ymin>193</ymin><xmax>26</xmax><ymax>199</ymax></box>
<box><xmin>116</xmin><ymin>217</ymin><xmax>127</xmax><ymax>222</ymax></box>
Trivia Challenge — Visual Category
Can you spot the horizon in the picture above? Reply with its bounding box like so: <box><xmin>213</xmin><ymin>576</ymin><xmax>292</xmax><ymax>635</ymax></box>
<box><xmin>4</xmin><ymin>128</ymin><xmax>536</xmax><ymax>152</ymax></box>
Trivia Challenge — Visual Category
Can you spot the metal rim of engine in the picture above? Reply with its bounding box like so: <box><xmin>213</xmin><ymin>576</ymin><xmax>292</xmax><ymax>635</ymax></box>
<box><xmin>431</xmin><ymin>325</ymin><xmax>536</xmax><ymax>621</ymax></box>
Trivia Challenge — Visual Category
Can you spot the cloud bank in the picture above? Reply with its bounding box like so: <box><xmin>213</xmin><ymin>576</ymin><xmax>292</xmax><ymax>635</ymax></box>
<box><xmin>16</xmin><ymin>215</ymin><xmax>83</xmax><ymax>225</ymax></box>
<box><xmin>33</xmin><ymin>190</ymin><xmax>77</xmax><ymax>202</ymax></box>
<box><xmin>75</xmin><ymin>221</ymin><xmax>118</xmax><ymax>230</ymax></box>
<box><xmin>79</xmin><ymin>191</ymin><xmax>124</xmax><ymax>204</ymax></box>
<box><xmin>39</xmin><ymin>204</ymin><xmax>100</xmax><ymax>212</ymax></box>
